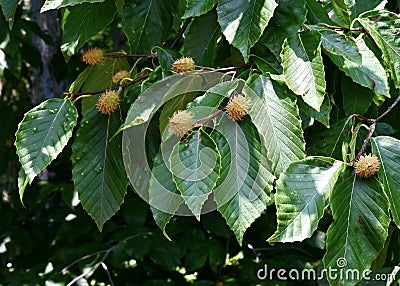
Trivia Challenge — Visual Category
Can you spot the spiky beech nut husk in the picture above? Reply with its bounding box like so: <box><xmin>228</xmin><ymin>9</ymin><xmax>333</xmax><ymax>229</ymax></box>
<box><xmin>169</xmin><ymin>110</ymin><xmax>194</xmax><ymax>137</ymax></box>
<box><xmin>226</xmin><ymin>94</ymin><xmax>251</xmax><ymax>121</ymax></box>
<box><xmin>96</xmin><ymin>90</ymin><xmax>120</xmax><ymax>115</ymax></box>
<box><xmin>172</xmin><ymin>57</ymin><xmax>195</xmax><ymax>73</ymax></box>
<box><xmin>81</xmin><ymin>48</ymin><xmax>104</xmax><ymax>65</ymax></box>
<box><xmin>354</xmin><ymin>154</ymin><xmax>380</xmax><ymax>178</ymax></box>
<box><xmin>112</xmin><ymin>70</ymin><xmax>131</xmax><ymax>83</ymax></box>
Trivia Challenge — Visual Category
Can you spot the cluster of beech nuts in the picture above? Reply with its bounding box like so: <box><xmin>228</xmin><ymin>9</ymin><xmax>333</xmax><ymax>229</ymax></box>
<box><xmin>81</xmin><ymin>49</ymin><xmax>252</xmax><ymax>127</ymax></box>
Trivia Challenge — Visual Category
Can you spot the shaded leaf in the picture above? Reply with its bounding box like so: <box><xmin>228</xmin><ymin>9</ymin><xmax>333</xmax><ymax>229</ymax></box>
<box><xmin>170</xmin><ymin>130</ymin><xmax>220</xmax><ymax>219</ymax></box>
<box><xmin>358</xmin><ymin>10</ymin><xmax>400</xmax><ymax>89</ymax></box>
<box><xmin>15</xmin><ymin>98</ymin><xmax>78</xmax><ymax>184</ymax></box>
<box><xmin>122</xmin><ymin>0</ymin><xmax>174</xmax><ymax>54</ymax></box>
<box><xmin>305</xmin><ymin>0</ymin><xmax>336</xmax><ymax>25</ymax></box>
<box><xmin>372</xmin><ymin>136</ymin><xmax>400</xmax><ymax>229</ymax></box>
<box><xmin>352</xmin><ymin>0</ymin><xmax>387</xmax><ymax>18</ymax></box>
<box><xmin>61</xmin><ymin>0</ymin><xmax>116</xmax><ymax>58</ymax></box>
<box><xmin>308</xmin><ymin>116</ymin><xmax>354</xmax><ymax>161</ymax></box>
<box><xmin>71</xmin><ymin>108</ymin><xmax>128</xmax><ymax>230</ymax></box>
<box><xmin>155</xmin><ymin>47</ymin><xmax>181</xmax><ymax>71</ymax></box>
<box><xmin>282</xmin><ymin>30</ymin><xmax>326</xmax><ymax>111</ymax></box>
<box><xmin>217</xmin><ymin>0</ymin><xmax>277</xmax><ymax>61</ymax></box>
<box><xmin>184</xmin><ymin>10</ymin><xmax>220</xmax><ymax>66</ymax></box>
<box><xmin>252</xmin><ymin>53</ymin><xmax>283</xmax><ymax>75</ymax></box>
<box><xmin>269</xmin><ymin>157</ymin><xmax>344</xmax><ymax>242</ymax></box>
<box><xmin>182</xmin><ymin>0</ymin><xmax>218</xmax><ymax>18</ymax></box>
<box><xmin>341</xmin><ymin>75</ymin><xmax>374</xmax><ymax>116</ymax></box>
<box><xmin>298</xmin><ymin>95</ymin><xmax>331</xmax><ymax>128</ymax></box>
<box><xmin>243</xmin><ymin>74</ymin><xmax>306</xmax><ymax>175</ymax></box>
<box><xmin>324</xmin><ymin>167</ymin><xmax>390</xmax><ymax>286</ymax></box>
<box><xmin>261</xmin><ymin>0</ymin><xmax>307</xmax><ymax>58</ymax></box>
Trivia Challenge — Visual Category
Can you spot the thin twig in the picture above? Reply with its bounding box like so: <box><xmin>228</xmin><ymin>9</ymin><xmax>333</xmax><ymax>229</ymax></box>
<box><xmin>376</xmin><ymin>94</ymin><xmax>400</xmax><ymax>121</ymax></box>
<box><xmin>352</xmin><ymin>94</ymin><xmax>400</xmax><ymax>164</ymax></box>
<box><xmin>100</xmin><ymin>262</ymin><xmax>115</xmax><ymax>286</ymax></box>
<box><xmin>105</xmin><ymin>53</ymin><xmax>157</xmax><ymax>58</ymax></box>
<box><xmin>193</xmin><ymin>109</ymin><xmax>224</xmax><ymax>128</ymax></box>
<box><xmin>65</xmin><ymin>72</ymin><xmax>151</xmax><ymax>98</ymax></box>
<box><xmin>62</xmin><ymin>232</ymin><xmax>153</xmax><ymax>273</ymax></box>
<box><xmin>170</xmin><ymin>17</ymin><xmax>192</xmax><ymax>49</ymax></box>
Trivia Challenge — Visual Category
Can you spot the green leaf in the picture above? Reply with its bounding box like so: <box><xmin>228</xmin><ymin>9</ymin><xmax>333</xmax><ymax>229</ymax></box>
<box><xmin>122</xmin><ymin>0</ymin><xmax>174</xmax><ymax>54</ymax></box>
<box><xmin>0</xmin><ymin>0</ymin><xmax>18</xmax><ymax>28</ymax></box>
<box><xmin>358</xmin><ymin>10</ymin><xmax>400</xmax><ymax>89</ymax></box>
<box><xmin>282</xmin><ymin>30</ymin><xmax>326</xmax><ymax>111</ymax></box>
<box><xmin>184</xmin><ymin>10</ymin><xmax>220</xmax><ymax>66</ymax></box>
<box><xmin>310</xmin><ymin>25</ymin><xmax>360</xmax><ymax>59</ymax></box>
<box><xmin>15</xmin><ymin>98</ymin><xmax>78</xmax><ymax>184</ymax></box>
<box><xmin>308</xmin><ymin>116</ymin><xmax>354</xmax><ymax>161</ymax></box>
<box><xmin>330</xmin><ymin>0</ymin><xmax>353</xmax><ymax>27</ymax></box>
<box><xmin>372</xmin><ymin>136</ymin><xmax>400</xmax><ymax>229</ymax></box>
<box><xmin>341</xmin><ymin>75</ymin><xmax>374</xmax><ymax>116</ymax></box>
<box><xmin>212</xmin><ymin>117</ymin><xmax>274</xmax><ymax>245</ymax></box>
<box><xmin>244</xmin><ymin>74</ymin><xmax>306</xmax><ymax>175</ymax></box>
<box><xmin>149</xmin><ymin>151</ymin><xmax>184</xmax><ymax>234</ymax></box>
<box><xmin>17</xmin><ymin>168</ymin><xmax>28</xmax><ymax>204</ymax></box>
<box><xmin>155</xmin><ymin>47</ymin><xmax>181</xmax><ymax>72</ymax></box>
<box><xmin>216</xmin><ymin>0</ymin><xmax>277</xmax><ymax>61</ymax></box>
<box><xmin>269</xmin><ymin>157</ymin><xmax>344</xmax><ymax>242</ymax></box>
<box><xmin>182</xmin><ymin>0</ymin><xmax>218</xmax><ymax>18</ymax></box>
<box><xmin>298</xmin><ymin>95</ymin><xmax>331</xmax><ymax>127</ymax></box>
<box><xmin>326</xmin><ymin>37</ymin><xmax>390</xmax><ymax>97</ymax></box>
<box><xmin>61</xmin><ymin>0</ymin><xmax>116</xmax><ymax>58</ymax></box>
<box><xmin>41</xmin><ymin>0</ymin><xmax>106</xmax><ymax>12</ymax></box>
<box><xmin>261</xmin><ymin>0</ymin><xmax>307</xmax><ymax>58</ymax></box>
<box><xmin>170</xmin><ymin>130</ymin><xmax>220</xmax><ymax>219</ymax></box>
<box><xmin>71</xmin><ymin>108</ymin><xmax>128</xmax><ymax>230</ymax></box>
<box><xmin>324</xmin><ymin>167</ymin><xmax>390</xmax><ymax>286</ymax></box>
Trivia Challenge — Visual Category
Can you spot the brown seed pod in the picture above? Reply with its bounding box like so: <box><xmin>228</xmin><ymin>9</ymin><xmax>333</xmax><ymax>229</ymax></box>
<box><xmin>112</xmin><ymin>70</ymin><xmax>131</xmax><ymax>83</ymax></box>
<box><xmin>81</xmin><ymin>48</ymin><xmax>104</xmax><ymax>65</ymax></box>
<box><xmin>169</xmin><ymin>110</ymin><xmax>194</xmax><ymax>137</ymax></box>
<box><xmin>172</xmin><ymin>57</ymin><xmax>195</xmax><ymax>73</ymax></box>
<box><xmin>354</xmin><ymin>154</ymin><xmax>380</xmax><ymax>178</ymax></box>
<box><xmin>96</xmin><ymin>90</ymin><xmax>120</xmax><ymax>115</ymax></box>
<box><xmin>225</xmin><ymin>94</ymin><xmax>251</xmax><ymax>121</ymax></box>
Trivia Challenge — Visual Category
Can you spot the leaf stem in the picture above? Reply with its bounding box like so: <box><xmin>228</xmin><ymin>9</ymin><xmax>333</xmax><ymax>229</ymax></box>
<box><xmin>352</xmin><ymin>94</ymin><xmax>400</xmax><ymax>164</ymax></box>
<box><xmin>193</xmin><ymin>63</ymin><xmax>251</xmax><ymax>75</ymax></box>
<box><xmin>323</xmin><ymin>25</ymin><xmax>364</xmax><ymax>32</ymax></box>
<box><xmin>65</xmin><ymin>72</ymin><xmax>151</xmax><ymax>99</ymax></box>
